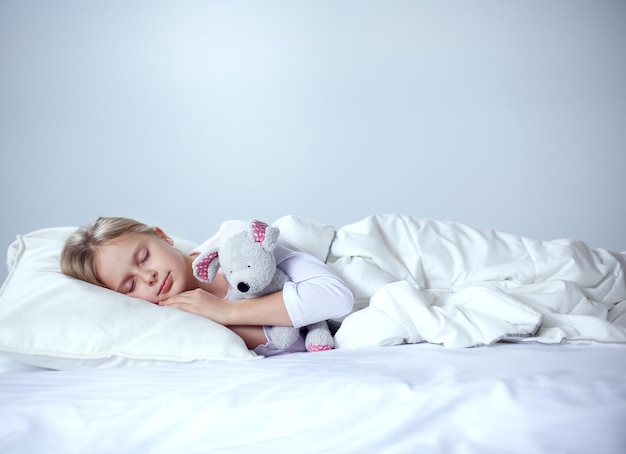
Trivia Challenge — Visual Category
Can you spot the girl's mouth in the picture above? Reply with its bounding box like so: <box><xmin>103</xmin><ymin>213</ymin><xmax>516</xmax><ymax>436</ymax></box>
<box><xmin>158</xmin><ymin>272</ymin><xmax>172</xmax><ymax>296</ymax></box>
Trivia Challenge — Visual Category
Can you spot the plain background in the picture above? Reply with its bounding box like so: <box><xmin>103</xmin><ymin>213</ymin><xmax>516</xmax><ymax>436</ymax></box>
<box><xmin>1</xmin><ymin>1</ymin><xmax>625</xmax><ymax>284</ymax></box>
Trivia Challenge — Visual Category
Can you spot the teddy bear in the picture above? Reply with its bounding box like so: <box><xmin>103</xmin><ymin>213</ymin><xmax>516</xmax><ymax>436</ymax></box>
<box><xmin>192</xmin><ymin>219</ymin><xmax>334</xmax><ymax>352</ymax></box>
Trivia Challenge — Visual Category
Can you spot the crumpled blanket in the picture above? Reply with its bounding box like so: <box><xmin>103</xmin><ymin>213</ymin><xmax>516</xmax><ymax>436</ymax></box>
<box><xmin>273</xmin><ymin>214</ymin><xmax>626</xmax><ymax>348</ymax></box>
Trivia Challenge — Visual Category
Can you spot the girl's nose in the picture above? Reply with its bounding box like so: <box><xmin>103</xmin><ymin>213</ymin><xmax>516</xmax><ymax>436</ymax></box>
<box><xmin>142</xmin><ymin>270</ymin><xmax>157</xmax><ymax>286</ymax></box>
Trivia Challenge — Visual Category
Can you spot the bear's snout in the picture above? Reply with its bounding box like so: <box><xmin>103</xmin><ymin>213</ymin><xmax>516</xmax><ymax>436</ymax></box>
<box><xmin>237</xmin><ymin>282</ymin><xmax>250</xmax><ymax>293</ymax></box>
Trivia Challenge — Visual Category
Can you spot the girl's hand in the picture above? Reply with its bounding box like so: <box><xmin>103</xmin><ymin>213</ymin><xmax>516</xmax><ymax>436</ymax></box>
<box><xmin>159</xmin><ymin>289</ymin><xmax>233</xmax><ymax>325</ymax></box>
<box><xmin>160</xmin><ymin>290</ymin><xmax>270</xmax><ymax>348</ymax></box>
<box><xmin>161</xmin><ymin>289</ymin><xmax>294</xmax><ymax>328</ymax></box>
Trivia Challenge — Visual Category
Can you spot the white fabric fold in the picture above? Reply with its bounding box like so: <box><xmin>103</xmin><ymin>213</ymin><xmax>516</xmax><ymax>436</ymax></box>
<box><xmin>334</xmin><ymin>282</ymin><xmax>543</xmax><ymax>348</ymax></box>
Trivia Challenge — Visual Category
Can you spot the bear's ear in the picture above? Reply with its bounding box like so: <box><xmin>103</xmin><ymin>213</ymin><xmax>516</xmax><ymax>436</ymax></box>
<box><xmin>192</xmin><ymin>248</ymin><xmax>220</xmax><ymax>282</ymax></box>
<box><xmin>250</xmin><ymin>220</ymin><xmax>280</xmax><ymax>252</ymax></box>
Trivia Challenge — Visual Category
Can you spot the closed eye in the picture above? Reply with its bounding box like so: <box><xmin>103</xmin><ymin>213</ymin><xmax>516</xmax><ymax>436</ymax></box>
<box><xmin>124</xmin><ymin>278</ymin><xmax>136</xmax><ymax>294</ymax></box>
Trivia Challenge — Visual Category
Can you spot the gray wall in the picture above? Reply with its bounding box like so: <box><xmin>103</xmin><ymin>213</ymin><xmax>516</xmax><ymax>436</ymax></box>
<box><xmin>2</xmin><ymin>1</ymin><xmax>625</xmax><ymax>283</ymax></box>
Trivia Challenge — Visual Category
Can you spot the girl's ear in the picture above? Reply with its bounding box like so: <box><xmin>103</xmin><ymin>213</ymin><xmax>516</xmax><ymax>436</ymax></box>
<box><xmin>154</xmin><ymin>227</ymin><xmax>174</xmax><ymax>245</ymax></box>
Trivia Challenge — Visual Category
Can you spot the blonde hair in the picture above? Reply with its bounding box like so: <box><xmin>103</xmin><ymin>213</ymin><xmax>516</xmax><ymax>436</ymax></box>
<box><xmin>60</xmin><ymin>216</ymin><xmax>157</xmax><ymax>287</ymax></box>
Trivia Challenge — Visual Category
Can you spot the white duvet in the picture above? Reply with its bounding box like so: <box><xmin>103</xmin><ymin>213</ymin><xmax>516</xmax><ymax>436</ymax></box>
<box><xmin>277</xmin><ymin>215</ymin><xmax>626</xmax><ymax>348</ymax></box>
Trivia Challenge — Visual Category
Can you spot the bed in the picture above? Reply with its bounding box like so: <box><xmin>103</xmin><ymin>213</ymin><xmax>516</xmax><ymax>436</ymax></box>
<box><xmin>1</xmin><ymin>214</ymin><xmax>625</xmax><ymax>453</ymax></box>
<box><xmin>2</xmin><ymin>342</ymin><xmax>625</xmax><ymax>453</ymax></box>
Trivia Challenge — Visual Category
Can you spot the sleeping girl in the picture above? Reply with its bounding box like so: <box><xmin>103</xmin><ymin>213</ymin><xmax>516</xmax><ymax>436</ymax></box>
<box><xmin>60</xmin><ymin>216</ymin><xmax>354</xmax><ymax>356</ymax></box>
<box><xmin>61</xmin><ymin>214</ymin><xmax>626</xmax><ymax>353</ymax></box>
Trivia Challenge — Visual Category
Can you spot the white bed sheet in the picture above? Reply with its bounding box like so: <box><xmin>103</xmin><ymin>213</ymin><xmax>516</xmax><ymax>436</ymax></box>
<box><xmin>1</xmin><ymin>343</ymin><xmax>625</xmax><ymax>454</ymax></box>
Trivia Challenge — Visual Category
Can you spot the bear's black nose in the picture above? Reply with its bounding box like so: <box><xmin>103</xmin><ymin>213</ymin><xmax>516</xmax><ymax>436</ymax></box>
<box><xmin>237</xmin><ymin>282</ymin><xmax>250</xmax><ymax>293</ymax></box>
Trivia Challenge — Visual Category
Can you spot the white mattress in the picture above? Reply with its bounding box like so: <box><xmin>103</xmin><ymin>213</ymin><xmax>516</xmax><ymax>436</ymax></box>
<box><xmin>2</xmin><ymin>342</ymin><xmax>625</xmax><ymax>454</ymax></box>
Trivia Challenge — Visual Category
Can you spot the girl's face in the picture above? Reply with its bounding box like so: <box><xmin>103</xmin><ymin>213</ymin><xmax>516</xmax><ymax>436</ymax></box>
<box><xmin>94</xmin><ymin>229</ymin><xmax>190</xmax><ymax>304</ymax></box>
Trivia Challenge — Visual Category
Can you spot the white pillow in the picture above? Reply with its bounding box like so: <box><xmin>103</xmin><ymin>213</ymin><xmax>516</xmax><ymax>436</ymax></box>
<box><xmin>272</xmin><ymin>215</ymin><xmax>336</xmax><ymax>262</ymax></box>
<box><xmin>0</xmin><ymin>227</ymin><xmax>259</xmax><ymax>370</ymax></box>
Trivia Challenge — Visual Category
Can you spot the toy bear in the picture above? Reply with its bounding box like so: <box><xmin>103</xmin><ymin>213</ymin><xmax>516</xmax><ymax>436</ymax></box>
<box><xmin>192</xmin><ymin>219</ymin><xmax>334</xmax><ymax>352</ymax></box>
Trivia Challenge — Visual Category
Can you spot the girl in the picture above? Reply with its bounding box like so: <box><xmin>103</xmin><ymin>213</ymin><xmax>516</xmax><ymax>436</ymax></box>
<box><xmin>60</xmin><ymin>217</ymin><xmax>354</xmax><ymax>356</ymax></box>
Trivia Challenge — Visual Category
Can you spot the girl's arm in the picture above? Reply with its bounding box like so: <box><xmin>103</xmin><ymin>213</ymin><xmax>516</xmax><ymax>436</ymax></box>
<box><xmin>160</xmin><ymin>241</ymin><xmax>354</xmax><ymax>327</ymax></box>
<box><xmin>160</xmin><ymin>288</ymin><xmax>293</xmax><ymax>326</ymax></box>
<box><xmin>228</xmin><ymin>325</ymin><xmax>269</xmax><ymax>349</ymax></box>
<box><xmin>275</xmin><ymin>241</ymin><xmax>354</xmax><ymax>328</ymax></box>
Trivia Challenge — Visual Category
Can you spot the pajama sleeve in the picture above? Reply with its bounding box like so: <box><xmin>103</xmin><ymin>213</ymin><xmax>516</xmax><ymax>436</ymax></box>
<box><xmin>275</xmin><ymin>241</ymin><xmax>354</xmax><ymax>329</ymax></box>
